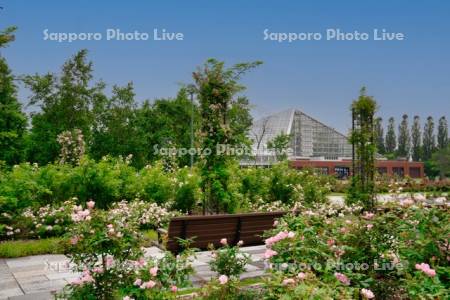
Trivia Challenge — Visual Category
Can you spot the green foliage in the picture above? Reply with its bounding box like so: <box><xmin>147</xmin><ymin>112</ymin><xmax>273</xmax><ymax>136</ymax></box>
<box><xmin>267</xmin><ymin>133</ymin><xmax>292</xmax><ymax>162</ymax></box>
<box><xmin>374</xmin><ymin>117</ymin><xmax>385</xmax><ymax>154</ymax></box>
<box><xmin>193</xmin><ymin>58</ymin><xmax>261</xmax><ymax>214</ymax></box>
<box><xmin>0</xmin><ymin>26</ymin><xmax>27</xmax><ymax>165</ymax></box>
<box><xmin>385</xmin><ymin>117</ymin><xmax>396</xmax><ymax>154</ymax></box>
<box><xmin>139</xmin><ymin>161</ymin><xmax>174</xmax><ymax>205</ymax></box>
<box><xmin>263</xmin><ymin>203</ymin><xmax>450</xmax><ymax>299</ymax></box>
<box><xmin>348</xmin><ymin>88</ymin><xmax>377</xmax><ymax>210</ymax></box>
<box><xmin>120</xmin><ymin>247</ymin><xmax>194</xmax><ymax>300</ymax></box>
<box><xmin>0</xmin><ymin>237</ymin><xmax>64</xmax><ymax>258</ymax></box>
<box><xmin>411</xmin><ymin>116</ymin><xmax>422</xmax><ymax>161</ymax></box>
<box><xmin>90</xmin><ymin>83</ymin><xmax>147</xmax><ymax>168</ymax></box>
<box><xmin>423</xmin><ymin>116</ymin><xmax>436</xmax><ymax>161</ymax></box>
<box><xmin>63</xmin><ymin>206</ymin><xmax>143</xmax><ymax>300</ymax></box>
<box><xmin>172</xmin><ymin>166</ymin><xmax>201</xmax><ymax>213</ymax></box>
<box><xmin>430</xmin><ymin>145</ymin><xmax>450</xmax><ymax>179</ymax></box>
<box><xmin>209</xmin><ymin>239</ymin><xmax>251</xmax><ymax>278</ymax></box>
<box><xmin>24</xmin><ymin>49</ymin><xmax>107</xmax><ymax>164</ymax></box>
<box><xmin>437</xmin><ymin>116</ymin><xmax>448</xmax><ymax>150</ymax></box>
<box><xmin>397</xmin><ymin>114</ymin><xmax>410</xmax><ymax>158</ymax></box>
<box><xmin>136</xmin><ymin>88</ymin><xmax>201</xmax><ymax>168</ymax></box>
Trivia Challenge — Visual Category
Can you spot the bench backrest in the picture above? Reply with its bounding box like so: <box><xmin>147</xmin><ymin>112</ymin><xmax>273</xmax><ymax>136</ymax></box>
<box><xmin>166</xmin><ymin>211</ymin><xmax>286</xmax><ymax>253</ymax></box>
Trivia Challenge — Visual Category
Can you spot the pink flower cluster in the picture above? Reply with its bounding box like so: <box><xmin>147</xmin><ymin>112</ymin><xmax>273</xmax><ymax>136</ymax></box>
<box><xmin>71</xmin><ymin>204</ymin><xmax>91</xmax><ymax>222</ymax></box>
<box><xmin>218</xmin><ymin>274</ymin><xmax>228</xmax><ymax>285</ymax></box>
<box><xmin>72</xmin><ymin>270</ymin><xmax>94</xmax><ymax>285</ymax></box>
<box><xmin>334</xmin><ymin>272</ymin><xmax>350</xmax><ymax>286</ymax></box>
<box><xmin>361</xmin><ymin>288</ymin><xmax>375</xmax><ymax>299</ymax></box>
<box><xmin>265</xmin><ymin>230</ymin><xmax>295</xmax><ymax>247</ymax></box>
<box><xmin>134</xmin><ymin>278</ymin><xmax>156</xmax><ymax>289</ymax></box>
<box><xmin>362</xmin><ymin>212</ymin><xmax>375</xmax><ymax>220</ymax></box>
<box><xmin>415</xmin><ymin>263</ymin><xmax>436</xmax><ymax>277</ymax></box>
<box><xmin>264</xmin><ymin>249</ymin><xmax>278</xmax><ymax>259</ymax></box>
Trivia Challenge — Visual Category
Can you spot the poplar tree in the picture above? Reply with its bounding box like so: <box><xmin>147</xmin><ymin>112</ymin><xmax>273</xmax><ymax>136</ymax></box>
<box><xmin>385</xmin><ymin>117</ymin><xmax>396</xmax><ymax>154</ymax></box>
<box><xmin>397</xmin><ymin>114</ymin><xmax>410</xmax><ymax>158</ymax></box>
<box><xmin>374</xmin><ymin>117</ymin><xmax>385</xmax><ymax>154</ymax></box>
<box><xmin>411</xmin><ymin>115</ymin><xmax>422</xmax><ymax>161</ymax></box>
<box><xmin>437</xmin><ymin>116</ymin><xmax>448</xmax><ymax>150</ymax></box>
<box><xmin>423</xmin><ymin>116</ymin><xmax>435</xmax><ymax>161</ymax></box>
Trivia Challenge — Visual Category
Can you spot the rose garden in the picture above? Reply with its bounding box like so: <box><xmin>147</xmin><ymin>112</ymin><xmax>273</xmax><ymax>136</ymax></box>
<box><xmin>1</xmin><ymin>27</ymin><xmax>449</xmax><ymax>299</ymax></box>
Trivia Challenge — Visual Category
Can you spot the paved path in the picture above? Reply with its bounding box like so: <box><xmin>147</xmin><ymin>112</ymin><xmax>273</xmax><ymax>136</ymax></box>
<box><xmin>0</xmin><ymin>245</ymin><xmax>266</xmax><ymax>300</ymax></box>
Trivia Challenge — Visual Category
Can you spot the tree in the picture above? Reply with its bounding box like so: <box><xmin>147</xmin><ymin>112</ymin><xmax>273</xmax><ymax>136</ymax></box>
<box><xmin>430</xmin><ymin>145</ymin><xmax>450</xmax><ymax>179</ymax></box>
<box><xmin>423</xmin><ymin>116</ymin><xmax>435</xmax><ymax>161</ymax></box>
<box><xmin>0</xmin><ymin>26</ymin><xmax>27</xmax><ymax>165</ymax></box>
<box><xmin>411</xmin><ymin>115</ymin><xmax>422</xmax><ymax>161</ymax></box>
<box><xmin>267</xmin><ymin>133</ymin><xmax>292</xmax><ymax>162</ymax></box>
<box><xmin>193</xmin><ymin>58</ymin><xmax>262</xmax><ymax>214</ymax></box>
<box><xmin>397</xmin><ymin>114</ymin><xmax>410</xmax><ymax>158</ymax></box>
<box><xmin>136</xmin><ymin>88</ymin><xmax>200</xmax><ymax>167</ymax></box>
<box><xmin>348</xmin><ymin>87</ymin><xmax>377</xmax><ymax>210</ymax></box>
<box><xmin>23</xmin><ymin>50</ymin><xmax>106</xmax><ymax>164</ymax></box>
<box><xmin>385</xmin><ymin>117</ymin><xmax>396</xmax><ymax>154</ymax></box>
<box><xmin>374</xmin><ymin>117</ymin><xmax>385</xmax><ymax>154</ymax></box>
<box><xmin>91</xmin><ymin>83</ymin><xmax>146</xmax><ymax>168</ymax></box>
<box><xmin>437</xmin><ymin>116</ymin><xmax>448</xmax><ymax>150</ymax></box>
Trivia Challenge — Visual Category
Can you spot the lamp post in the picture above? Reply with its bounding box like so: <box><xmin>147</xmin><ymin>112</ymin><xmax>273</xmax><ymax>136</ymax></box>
<box><xmin>186</xmin><ymin>84</ymin><xmax>196</xmax><ymax>169</ymax></box>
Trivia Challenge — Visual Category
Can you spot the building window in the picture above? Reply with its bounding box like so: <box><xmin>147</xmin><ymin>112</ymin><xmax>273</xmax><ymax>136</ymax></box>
<box><xmin>314</xmin><ymin>167</ymin><xmax>329</xmax><ymax>175</ymax></box>
<box><xmin>393</xmin><ymin>167</ymin><xmax>405</xmax><ymax>177</ymax></box>
<box><xmin>377</xmin><ymin>167</ymin><xmax>387</xmax><ymax>175</ymax></box>
<box><xmin>334</xmin><ymin>166</ymin><xmax>350</xmax><ymax>179</ymax></box>
<box><xmin>409</xmin><ymin>167</ymin><xmax>421</xmax><ymax>178</ymax></box>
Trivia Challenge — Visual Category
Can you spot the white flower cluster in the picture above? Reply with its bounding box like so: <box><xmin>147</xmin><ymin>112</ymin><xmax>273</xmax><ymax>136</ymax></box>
<box><xmin>57</xmin><ymin>129</ymin><xmax>86</xmax><ymax>165</ymax></box>
<box><xmin>109</xmin><ymin>200</ymin><xmax>177</xmax><ymax>229</ymax></box>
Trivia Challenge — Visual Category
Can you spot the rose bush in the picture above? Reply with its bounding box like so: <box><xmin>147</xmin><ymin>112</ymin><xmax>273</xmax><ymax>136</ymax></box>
<box><xmin>261</xmin><ymin>201</ymin><xmax>450</xmax><ymax>299</ymax></box>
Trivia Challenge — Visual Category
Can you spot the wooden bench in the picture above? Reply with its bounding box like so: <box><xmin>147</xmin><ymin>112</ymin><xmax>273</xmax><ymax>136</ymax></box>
<box><xmin>157</xmin><ymin>211</ymin><xmax>286</xmax><ymax>253</ymax></box>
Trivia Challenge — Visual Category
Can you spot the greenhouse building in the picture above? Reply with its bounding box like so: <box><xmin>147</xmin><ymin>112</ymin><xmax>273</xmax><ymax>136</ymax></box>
<box><xmin>245</xmin><ymin>109</ymin><xmax>424</xmax><ymax>178</ymax></box>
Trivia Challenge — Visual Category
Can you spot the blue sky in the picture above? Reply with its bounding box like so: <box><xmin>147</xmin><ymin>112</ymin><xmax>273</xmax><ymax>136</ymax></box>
<box><xmin>1</xmin><ymin>0</ymin><xmax>449</xmax><ymax>133</ymax></box>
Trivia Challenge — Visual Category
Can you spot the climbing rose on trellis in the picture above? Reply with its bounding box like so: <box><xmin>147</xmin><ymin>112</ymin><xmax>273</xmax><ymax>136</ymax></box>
<box><xmin>57</xmin><ymin>129</ymin><xmax>85</xmax><ymax>165</ymax></box>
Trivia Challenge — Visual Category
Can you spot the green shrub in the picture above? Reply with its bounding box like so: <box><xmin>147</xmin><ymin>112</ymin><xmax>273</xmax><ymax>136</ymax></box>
<box><xmin>172</xmin><ymin>166</ymin><xmax>201</xmax><ymax>213</ymax></box>
<box><xmin>139</xmin><ymin>161</ymin><xmax>174</xmax><ymax>205</ymax></box>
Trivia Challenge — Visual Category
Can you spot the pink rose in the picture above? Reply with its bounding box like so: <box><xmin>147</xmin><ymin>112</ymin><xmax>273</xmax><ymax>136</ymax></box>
<box><xmin>334</xmin><ymin>272</ymin><xmax>350</xmax><ymax>285</ymax></box>
<box><xmin>282</xmin><ymin>278</ymin><xmax>295</xmax><ymax>285</ymax></box>
<box><xmin>327</xmin><ymin>239</ymin><xmax>335</xmax><ymax>247</ymax></box>
<box><xmin>87</xmin><ymin>200</ymin><xmax>95</xmax><ymax>209</ymax></box>
<box><xmin>264</xmin><ymin>249</ymin><xmax>278</xmax><ymax>259</ymax></box>
<box><xmin>415</xmin><ymin>263</ymin><xmax>436</xmax><ymax>277</ymax></box>
<box><xmin>237</xmin><ymin>240</ymin><xmax>244</xmax><ymax>246</ymax></box>
<box><xmin>106</xmin><ymin>256</ymin><xmax>114</xmax><ymax>267</ymax></box>
<box><xmin>70</xmin><ymin>236</ymin><xmax>79</xmax><ymax>245</ymax></box>
<box><xmin>171</xmin><ymin>285</ymin><xmax>178</xmax><ymax>293</ymax></box>
<box><xmin>149</xmin><ymin>266</ymin><xmax>158</xmax><ymax>276</ymax></box>
<box><xmin>297</xmin><ymin>272</ymin><xmax>307</xmax><ymax>280</ymax></box>
<box><xmin>220</xmin><ymin>238</ymin><xmax>227</xmax><ymax>245</ymax></box>
<box><xmin>218</xmin><ymin>274</ymin><xmax>228</xmax><ymax>285</ymax></box>
<box><xmin>273</xmin><ymin>220</ymin><xmax>279</xmax><ymax>227</ymax></box>
<box><xmin>141</xmin><ymin>280</ymin><xmax>156</xmax><ymax>289</ymax></box>
<box><xmin>288</xmin><ymin>231</ymin><xmax>295</xmax><ymax>238</ymax></box>
<box><xmin>366</xmin><ymin>224</ymin><xmax>373</xmax><ymax>230</ymax></box>
<box><xmin>134</xmin><ymin>278</ymin><xmax>142</xmax><ymax>286</ymax></box>
<box><xmin>361</xmin><ymin>288</ymin><xmax>375</xmax><ymax>299</ymax></box>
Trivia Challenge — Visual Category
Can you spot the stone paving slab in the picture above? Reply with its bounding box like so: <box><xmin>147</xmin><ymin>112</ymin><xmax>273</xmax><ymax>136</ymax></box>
<box><xmin>1</xmin><ymin>245</ymin><xmax>267</xmax><ymax>300</ymax></box>
<box><xmin>9</xmin><ymin>292</ymin><xmax>55</xmax><ymax>300</ymax></box>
